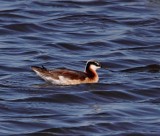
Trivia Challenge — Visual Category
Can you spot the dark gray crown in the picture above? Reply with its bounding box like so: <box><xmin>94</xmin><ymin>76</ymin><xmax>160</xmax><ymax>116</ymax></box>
<box><xmin>86</xmin><ymin>60</ymin><xmax>101</xmax><ymax>68</ymax></box>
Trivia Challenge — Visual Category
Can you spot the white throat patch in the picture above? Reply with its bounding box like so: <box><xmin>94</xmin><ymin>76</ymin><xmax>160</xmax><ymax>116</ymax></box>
<box><xmin>90</xmin><ymin>64</ymin><xmax>100</xmax><ymax>71</ymax></box>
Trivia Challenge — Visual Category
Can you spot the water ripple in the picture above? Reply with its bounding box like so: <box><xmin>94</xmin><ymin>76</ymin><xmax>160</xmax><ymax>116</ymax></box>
<box><xmin>0</xmin><ymin>0</ymin><xmax>160</xmax><ymax>136</ymax></box>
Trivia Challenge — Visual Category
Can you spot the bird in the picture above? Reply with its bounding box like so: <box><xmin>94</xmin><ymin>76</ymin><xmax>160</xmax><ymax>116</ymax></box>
<box><xmin>31</xmin><ymin>60</ymin><xmax>104</xmax><ymax>85</ymax></box>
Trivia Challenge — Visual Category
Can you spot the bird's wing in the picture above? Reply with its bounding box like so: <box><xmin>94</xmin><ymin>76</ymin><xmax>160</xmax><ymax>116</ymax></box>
<box><xmin>48</xmin><ymin>68</ymin><xmax>87</xmax><ymax>80</ymax></box>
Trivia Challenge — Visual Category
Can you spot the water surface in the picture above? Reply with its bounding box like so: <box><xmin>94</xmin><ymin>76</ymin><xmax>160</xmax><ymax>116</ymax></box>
<box><xmin>0</xmin><ymin>0</ymin><xmax>160</xmax><ymax>136</ymax></box>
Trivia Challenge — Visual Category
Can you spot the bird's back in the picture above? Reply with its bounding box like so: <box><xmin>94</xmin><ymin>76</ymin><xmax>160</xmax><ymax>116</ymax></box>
<box><xmin>31</xmin><ymin>66</ymin><xmax>88</xmax><ymax>85</ymax></box>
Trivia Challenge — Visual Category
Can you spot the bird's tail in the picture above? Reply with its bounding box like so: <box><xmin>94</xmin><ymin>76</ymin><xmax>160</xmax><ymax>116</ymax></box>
<box><xmin>31</xmin><ymin>65</ymin><xmax>47</xmax><ymax>73</ymax></box>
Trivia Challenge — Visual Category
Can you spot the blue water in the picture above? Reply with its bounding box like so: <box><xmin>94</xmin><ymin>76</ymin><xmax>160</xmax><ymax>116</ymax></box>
<box><xmin>0</xmin><ymin>0</ymin><xmax>160</xmax><ymax>136</ymax></box>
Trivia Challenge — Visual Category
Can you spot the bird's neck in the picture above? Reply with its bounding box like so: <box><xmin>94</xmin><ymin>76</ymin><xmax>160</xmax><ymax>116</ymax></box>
<box><xmin>85</xmin><ymin>67</ymin><xmax>98</xmax><ymax>79</ymax></box>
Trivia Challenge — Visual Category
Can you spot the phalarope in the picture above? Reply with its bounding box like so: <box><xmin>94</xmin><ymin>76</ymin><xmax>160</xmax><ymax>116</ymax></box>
<box><xmin>31</xmin><ymin>60</ymin><xmax>104</xmax><ymax>85</ymax></box>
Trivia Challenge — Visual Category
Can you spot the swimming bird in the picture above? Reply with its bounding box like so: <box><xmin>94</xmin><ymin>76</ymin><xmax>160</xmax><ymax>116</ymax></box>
<box><xmin>31</xmin><ymin>60</ymin><xmax>103</xmax><ymax>85</ymax></box>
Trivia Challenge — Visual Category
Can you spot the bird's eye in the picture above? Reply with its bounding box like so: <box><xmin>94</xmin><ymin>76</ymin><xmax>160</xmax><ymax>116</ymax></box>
<box><xmin>94</xmin><ymin>62</ymin><xmax>100</xmax><ymax>66</ymax></box>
